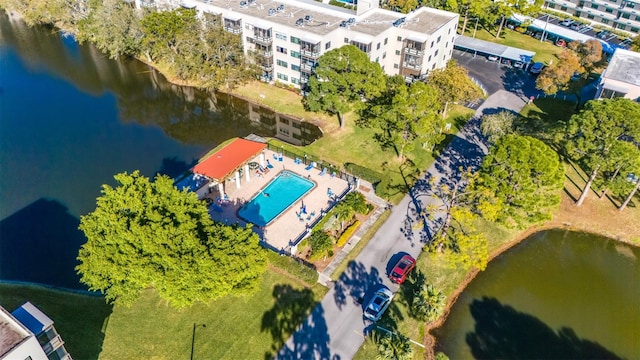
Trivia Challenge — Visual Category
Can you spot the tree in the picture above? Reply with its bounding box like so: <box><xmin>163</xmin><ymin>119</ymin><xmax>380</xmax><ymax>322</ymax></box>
<box><xmin>594</xmin><ymin>141</ymin><xmax>640</xmax><ymax>199</ymax></box>
<box><xmin>342</xmin><ymin>191</ymin><xmax>370</xmax><ymax>214</ymax></box>
<box><xmin>303</xmin><ymin>45</ymin><xmax>386</xmax><ymax>128</ymax></box>
<box><xmin>561</xmin><ymin>99</ymin><xmax>640</xmax><ymax>206</ymax></box>
<box><xmin>492</xmin><ymin>0</ymin><xmax>543</xmax><ymax>38</ymax></box>
<box><xmin>427</xmin><ymin>61</ymin><xmax>483</xmax><ymax>119</ymax></box>
<box><xmin>333</xmin><ymin>202</ymin><xmax>355</xmax><ymax>231</ymax></box>
<box><xmin>77</xmin><ymin>171</ymin><xmax>267</xmax><ymax>308</ymax></box>
<box><xmin>536</xmin><ymin>50</ymin><xmax>582</xmax><ymax>95</ymax></box>
<box><xmin>308</xmin><ymin>231</ymin><xmax>334</xmax><ymax>260</ymax></box>
<box><xmin>567</xmin><ymin>39</ymin><xmax>603</xmax><ymax>75</ymax></box>
<box><xmin>140</xmin><ymin>8</ymin><xmax>198</xmax><ymax>63</ymax></box>
<box><xmin>474</xmin><ymin>135</ymin><xmax>564</xmax><ymax>228</ymax></box>
<box><xmin>77</xmin><ymin>0</ymin><xmax>142</xmax><ymax>59</ymax></box>
<box><xmin>359</xmin><ymin>76</ymin><xmax>443</xmax><ymax>159</ymax></box>
<box><xmin>411</xmin><ymin>283</ymin><xmax>446</xmax><ymax>322</ymax></box>
<box><xmin>480</xmin><ymin>110</ymin><xmax>517</xmax><ymax>144</ymax></box>
<box><xmin>457</xmin><ymin>0</ymin><xmax>493</xmax><ymax>35</ymax></box>
<box><xmin>375</xmin><ymin>333</ymin><xmax>414</xmax><ymax>360</ymax></box>
<box><xmin>630</xmin><ymin>35</ymin><xmax>640</xmax><ymax>52</ymax></box>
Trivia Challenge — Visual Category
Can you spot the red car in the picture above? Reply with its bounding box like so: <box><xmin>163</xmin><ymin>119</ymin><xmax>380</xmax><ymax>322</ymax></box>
<box><xmin>389</xmin><ymin>255</ymin><xmax>416</xmax><ymax>284</ymax></box>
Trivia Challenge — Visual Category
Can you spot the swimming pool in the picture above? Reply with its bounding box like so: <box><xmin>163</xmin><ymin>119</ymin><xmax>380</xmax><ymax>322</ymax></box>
<box><xmin>238</xmin><ymin>171</ymin><xmax>315</xmax><ymax>227</ymax></box>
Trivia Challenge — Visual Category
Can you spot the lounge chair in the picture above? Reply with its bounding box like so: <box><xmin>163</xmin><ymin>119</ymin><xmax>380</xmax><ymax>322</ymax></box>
<box><xmin>319</xmin><ymin>167</ymin><xmax>327</xmax><ymax>176</ymax></box>
<box><xmin>305</xmin><ymin>162</ymin><xmax>316</xmax><ymax>171</ymax></box>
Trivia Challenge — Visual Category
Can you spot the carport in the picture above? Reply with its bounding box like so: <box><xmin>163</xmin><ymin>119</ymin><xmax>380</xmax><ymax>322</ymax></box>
<box><xmin>454</xmin><ymin>35</ymin><xmax>535</xmax><ymax>67</ymax></box>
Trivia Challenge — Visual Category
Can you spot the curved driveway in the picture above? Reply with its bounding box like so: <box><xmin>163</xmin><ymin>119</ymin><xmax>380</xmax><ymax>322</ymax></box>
<box><xmin>276</xmin><ymin>90</ymin><xmax>527</xmax><ymax>360</ymax></box>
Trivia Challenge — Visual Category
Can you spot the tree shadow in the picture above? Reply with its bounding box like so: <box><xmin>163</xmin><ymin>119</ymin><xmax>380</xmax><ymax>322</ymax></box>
<box><xmin>0</xmin><ymin>198</ymin><xmax>88</xmax><ymax>290</ymax></box>
<box><xmin>273</xmin><ymin>301</ymin><xmax>331</xmax><ymax>360</ymax></box>
<box><xmin>156</xmin><ymin>156</ymin><xmax>197</xmax><ymax>178</ymax></box>
<box><xmin>398</xmin><ymin>269</ymin><xmax>426</xmax><ymax>316</ymax></box>
<box><xmin>501</xmin><ymin>67</ymin><xmax>538</xmax><ymax>98</ymax></box>
<box><xmin>333</xmin><ymin>261</ymin><xmax>383</xmax><ymax>310</ymax></box>
<box><xmin>466</xmin><ymin>297</ymin><xmax>622</xmax><ymax>359</ymax></box>
<box><xmin>261</xmin><ymin>284</ymin><xmax>319</xmax><ymax>359</ymax></box>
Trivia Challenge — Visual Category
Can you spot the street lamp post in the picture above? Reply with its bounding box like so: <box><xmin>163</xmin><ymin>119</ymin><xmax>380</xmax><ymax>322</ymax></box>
<box><xmin>190</xmin><ymin>323</ymin><xmax>206</xmax><ymax>360</ymax></box>
<box><xmin>472</xmin><ymin>17</ymin><xmax>480</xmax><ymax>39</ymax></box>
<box><xmin>540</xmin><ymin>14</ymin><xmax>550</xmax><ymax>42</ymax></box>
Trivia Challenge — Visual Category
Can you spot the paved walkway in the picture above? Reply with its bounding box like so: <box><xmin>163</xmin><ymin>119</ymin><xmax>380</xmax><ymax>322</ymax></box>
<box><xmin>276</xmin><ymin>91</ymin><xmax>527</xmax><ymax>360</ymax></box>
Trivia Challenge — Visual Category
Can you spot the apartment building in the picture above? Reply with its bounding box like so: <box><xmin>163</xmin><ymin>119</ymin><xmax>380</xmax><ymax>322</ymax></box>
<box><xmin>596</xmin><ymin>48</ymin><xmax>640</xmax><ymax>100</ymax></box>
<box><xmin>0</xmin><ymin>302</ymin><xmax>71</xmax><ymax>360</ymax></box>
<box><xmin>134</xmin><ymin>0</ymin><xmax>459</xmax><ymax>87</ymax></box>
<box><xmin>544</xmin><ymin>0</ymin><xmax>640</xmax><ymax>35</ymax></box>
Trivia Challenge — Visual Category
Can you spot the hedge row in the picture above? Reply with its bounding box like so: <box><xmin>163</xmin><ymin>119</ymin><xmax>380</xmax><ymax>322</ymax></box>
<box><xmin>336</xmin><ymin>220</ymin><xmax>361</xmax><ymax>248</ymax></box>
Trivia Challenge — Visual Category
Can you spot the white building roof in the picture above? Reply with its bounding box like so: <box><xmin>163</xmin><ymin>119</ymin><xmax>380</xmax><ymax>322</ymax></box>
<box><xmin>602</xmin><ymin>48</ymin><xmax>640</xmax><ymax>87</ymax></box>
<box><xmin>454</xmin><ymin>35</ymin><xmax>535</xmax><ymax>62</ymax></box>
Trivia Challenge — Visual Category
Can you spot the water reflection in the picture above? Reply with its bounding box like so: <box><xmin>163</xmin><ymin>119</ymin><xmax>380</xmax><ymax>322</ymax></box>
<box><xmin>0</xmin><ymin>10</ymin><xmax>322</xmax><ymax>147</ymax></box>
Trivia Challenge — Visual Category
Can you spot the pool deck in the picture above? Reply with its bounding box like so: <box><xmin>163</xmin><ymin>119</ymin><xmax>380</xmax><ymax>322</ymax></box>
<box><xmin>206</xmin><ymin>150</ymin><xmax>350</xmax><ymax>252</ymax></box>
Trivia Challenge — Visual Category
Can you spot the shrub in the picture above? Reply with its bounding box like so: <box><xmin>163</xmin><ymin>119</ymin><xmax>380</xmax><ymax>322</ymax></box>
<box><xmin>336</xmin><ymin>220</ymin><xmax>361</xmax><ymax>247</ymax></box>
<box><xmin>344</xmin><ymin>162</ymin><xmax>383</xmax><ymax>185</ymax></box>
<box><xmin>309</xmin><ymin>231</ymin><xmax>334</xmax><ymax>261</ymax></box>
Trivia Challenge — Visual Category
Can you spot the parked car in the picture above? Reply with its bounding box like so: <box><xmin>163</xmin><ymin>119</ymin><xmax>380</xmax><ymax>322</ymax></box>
<box><xmin>514</xmin><ymin>61</ymin><xmax>525</xmax><ymax>68</ymax></box>
<box><xmin>560</xmin><ymin>19</ymin><xmax>573</xmax><ymax>26</ymax></box>
<box><xmin>501</xmin><ymin>59</ymin><xmax>512</xmax><ymax>66</ymax></box>
<box><xmin>530</xmin><ymin>62</ymin><xmax>545</xmax><ymax>74</ymax></box>
<box><xmin>389</xmin><ymin>255</ymin><xmax>416</xmax><ymax>284</ymax></box>
<box><xmin>487</xmin><ymin>55</ymin><xmax>499</xmax><ymax>61</ymax></box>
<box><xmin>570</xmin><ymin>23</ymin><xmax>583</xmax><ymax>31</ymax></box>
<box><xmin>364</xmin><ymin>287</ymin><xmax>393</xmax><ymax>321</ymax></box>
<box><xmin>597</xmin><ymin>31</ymin><xmax>611</xmax><ymax>39</ymax></box>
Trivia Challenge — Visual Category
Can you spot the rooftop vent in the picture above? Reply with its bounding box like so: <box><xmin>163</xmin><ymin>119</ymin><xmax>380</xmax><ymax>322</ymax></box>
<box><xmin>268</xmin><ymin>8</ymin><xmax>275</xmax><ymax>15</ymax></box>
<box><xmin>295</xmin><ymin>18</ymin><xmax>304</xmax><ymax>26</ymax></box>
<box><xmin>347</xmin><ymin>17</ymin><xmax>356</xmax><ymax>24</ymax></box>
<box><xmin>239</xmin><ymin>0</ymin><xmax>247</xmax><ymax>7</ymax></box>
<box><xmin>392</xmin><ymin>17</ymin><xmax>406</xmax><ymax>27</ymax></box>
<box><xmin>277</xmin><ymin>4</ymin><xmax>285</xmax><ymax>12</ymax></box>
<box><xmin>339</xmin><ymin>21</ymin><xmax>347</xmax><ymax>28</ymax></box>
<box><xmin>304</xmin><ymin>14</ymin><xmax>313</xmax><ymax>22</ymax></box>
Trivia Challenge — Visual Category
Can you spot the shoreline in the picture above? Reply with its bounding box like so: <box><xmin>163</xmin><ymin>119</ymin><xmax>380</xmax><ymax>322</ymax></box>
<box><xmin>423</xmin><ymin>221</ymin><xmax>640</xmax><ymax>359</ymax></box>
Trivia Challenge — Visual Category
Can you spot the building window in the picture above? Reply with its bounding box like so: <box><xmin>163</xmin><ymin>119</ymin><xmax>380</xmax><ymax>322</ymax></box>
<box><xmin>277</xmin><ymin>60</ymin><xmax>288</xmax><ymax>67</ymax></box>
<box><xmin>394</xmin><ymin>63</ymin><xmax>399</xmax><ymax>69</ymax></box>
<box><xmin>432</xmin><ymin>63</ymin><xmax>436</xmax><ymax>70</ymax></box>
<box><xmin>622</xmin><ymin>12</ymin><xmax>631</xmax><ymax>19</ymax></box>
<box><xmin>561</xmin><ymin>6</ymin><xmax>568</xmax><ymax>11</ymax></box>
<box><xmin>591</xmin><ymin>3</ymin><xmax>598</xmax><ymax>8</ymax></box>
<box><xmin>632</xmin><ymin>27</ymin><xmax>640</xmax><ymax>32</ymax></box>
<box><xmin>445</xmin><ymin>41</ymin><xmax>448</xmax><ymax>48</ymax></box>
<box><xmin>548</xmin><ymin>3</ymin><xmax>555</xmax><ymax>8</ymax></box>
<box><xmin>618</xmin><ymin>24</ymin><xmax>627</xmax><ymax>30</ymax></box>
<box><xmin>325</xmin><ymin>41</ymin><xmax>331</xmax><ymax>50</ymax></box>
<box><xmin>587</xmin><ymin>14</ymin><xmax>595</xmax><ymax>19</ymax></box>
<box><xmin>276</xmin><ymin>46</ymin><xmax>287</xmax><ymax>54</ymax></box>
<box><xmin>382</xmin><ymin>52</ymin><xmax>386</xmax><ymax>59</ymax></box>
<box><xmin>290</xmin><ymin>36</ymin><xmax>300</xmax><ymax>44</ymax></box>
<box><xmin>435</xmin><ymin>49</ymin><xmax>439</xmax><ymax>56</ymax></box>
<box><xmin>277</xmin><ymin>73</ymin><xmax>288</xmax><ymax>81</ymax></box>
<box><xmin>397</xmin><ymin>36</ymin><xmax>402</xmax><ymax>41</ymax></box>
<box><xmin>395</xmin><ymin>50</ymin><xmax>400</xmax><ymax>55</ymax></box>
<box><xmin>448</xmin><ymin>28</ymin><xmax>451</xmax><ymax>34</ymax></box>
<box><xmin>605</xmin><ymin>7</ymin><xmax>613</xmax><ymax>13</ymax></box>
<box><xmin>636</xmin><ymin>15</ymin><xmax>640</xmax><ymax>21</ymax></box>
<box><xmin>437</xmin><ymin>36</ymin><xmax>441</xmax><ymax>43</ymax></box>
<box><xmin>431</xmin><ymin>41</ymin><xmax>434</xmax><ymax>48</ymax></box>
<box><xmin>428</xmin><ymin>55</ymin><xmax>432</xmax><ymax>61</ymax></box>
<box><xmin>279</xmin><ymin>117</ymin><xmax>289</xmax><ymax>124</ymax></box>
<box><xmin>291</xmin><ymin>64</ymin><xmax>300</xmax><ymax>71</ymax></box>
<box><xmin>602</xmin><ymin>18</ymin><xmax>610</xmax><ymax>24</ymax></box>
<box><xmin>627</xmin><ymin>2</ymin><xmax>635</xmax><ymax>8</ymax></box>
<box><xmin>276</xmin><ymin>32</ymin><xmax>287</xmax><ymax>40</ymax></box>
<box><xmin>279</xmin><ymin>128</ymin><xmax>290</xmax><ymax>136</ymax></box>
<box><xmin>291</xmin><ymin>50</ymin><xmax>301</xmax><ymax>58</ymax></box>
<box><xmin>292</xmin><ymin>77</ymin><xmax>299</xmax><ymax>85</ymax></box>
<box><xmin>384</xmin><ymin>38</ymin><xmax>388</xmax><ymax>45</ymax></box>
<box><xmin>377</xmin><ymin>42</ymin><xmax>381</xmax><ymax>50</ymax></box>
<box><xmin>344</xmin><ymin>37</ymin><xmax>349</xmax><ymax>43</ymax></box>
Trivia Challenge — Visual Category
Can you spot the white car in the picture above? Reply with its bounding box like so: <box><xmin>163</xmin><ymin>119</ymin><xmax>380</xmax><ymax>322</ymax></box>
<box><xmin>487</xmin><ymin>55</ymin><xmax>499</xmax><ymax>62</ymax></box>
<box><xmin>560</xmin><ymin>19</ymin><xmax>573</xmax><ymax>26</ymax></box>
<box><xmin>364</xmin><ymin>287</ymin><xmax>393</xmax><ymax>321</ymax></box>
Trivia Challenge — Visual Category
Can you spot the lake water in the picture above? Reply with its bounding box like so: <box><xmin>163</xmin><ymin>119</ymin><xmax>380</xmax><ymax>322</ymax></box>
<box><xmin>433</xmin><ymin>230</ymin><xmax>640</xmax><ymax>359</ymax></box>
<box><xmin>0</xmin><ymin>11</ymin><xmax>319</xmax><ymax>289</ymax></box>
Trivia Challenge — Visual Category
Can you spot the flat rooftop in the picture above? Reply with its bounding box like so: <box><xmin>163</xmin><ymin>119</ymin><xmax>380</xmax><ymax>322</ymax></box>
<box><xmin>185</xmin><ymin>0</ymin><xmax>456</xmax><ymax>38</ymax></box>
<box><xmin>455</xmin><ymin>35</ymin><xmax>535</xmax><ymax>62</ymax></box>
<box><xmin>0</xmin><ymin>307</ymin><xmax>29</xmax><ymax>358</ymax></box>
<box><xmin>604</xmin><ymin>48</ymin><xmax>640</xmax><ymax>87</ymax></box>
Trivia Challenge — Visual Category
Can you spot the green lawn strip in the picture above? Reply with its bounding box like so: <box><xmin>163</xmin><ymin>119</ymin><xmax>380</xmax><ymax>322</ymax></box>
<box><xmin>266</xmin><ymin>250</ymin><xmax>319</xmax><ymax>285</ymax></box>
<box><xmin>461</xmin><ymin>27</ymin><xmax>564</xmax><ymax>65</ymax></box>
<box><xmin>0</xmin><ymin>283</ymin><xmax>112</xmax><ymax>360</ymax></box>
<box><xmin>99</xmin><ymin>270</ymin><xmax>326</xmax><ymax>360</ymax></box>
<box><xmin>330</xmin><ymin>210</ymin><xmax>391</xmax><ymax>280</ymax></box>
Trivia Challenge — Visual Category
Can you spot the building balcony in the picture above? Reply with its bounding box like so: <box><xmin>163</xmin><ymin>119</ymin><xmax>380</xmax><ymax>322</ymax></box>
<box><xmin>404</xmin><ymin>48</ymin><xmax>424</xmax><ymax>56</ymax></box>
<box><xmin>301</xmin><ymin>62</ymin><xmax>315</xmax><ymax>72</ymax></box>
<box><xmin>41</xmin><ymin>334</ymin><xmax>64</xmax><ymax>355</ymax></box>
<box><xmin>224</xmin><ymin>26</ymin><xmax>242</xmax><ymax>34</ymax></box>
<box><xmin>300</xmin><ymin>49</ymin><xmax>320</xmax><ymax>58</ymax></box>
<box><xmin>402</xmin><ymin>62</ymin><xmax>422</xmax><ymax>70</ymax></box>
<box><xmin>254</xmin><ymin>35</ymin><xmax>273</xmax><ymax>45</ymax></box>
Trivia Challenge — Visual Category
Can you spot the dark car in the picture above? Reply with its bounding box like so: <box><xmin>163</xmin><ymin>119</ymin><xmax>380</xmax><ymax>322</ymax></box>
<box><xmin>364</xmin><ymin>287</ymin><xmax>393</xmax><ymax>321</ymax></box>
<box><xmin>389</xmin><ymin>255</ymin><xmax>416</xmax><ymax>284</ymax></box>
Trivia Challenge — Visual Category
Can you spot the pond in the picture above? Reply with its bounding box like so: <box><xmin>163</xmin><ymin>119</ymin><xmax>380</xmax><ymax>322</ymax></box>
<box><xmin>0</xmin><ymin>11</ymin><xmax>321</xmax><ymax>289</ymax></box>
<box><xmin>433</xmin><ymin>229</ymin><xmax>640</xmax><ymax>359</ymax></box>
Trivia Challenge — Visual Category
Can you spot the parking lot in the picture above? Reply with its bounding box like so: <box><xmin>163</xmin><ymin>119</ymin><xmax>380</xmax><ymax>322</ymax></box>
<box><xmin>453</xmin><ymin>49</ymin><xmax>541</xmax><ymax>98</ymax></box>
<box><xmin>532</xmin><ymin>14</ymin><xmax>632</xmax><ymax>48</ymax></box>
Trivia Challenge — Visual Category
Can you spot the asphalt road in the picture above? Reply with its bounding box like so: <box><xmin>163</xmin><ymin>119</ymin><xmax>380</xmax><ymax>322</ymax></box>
<box><xmin>275</xmin><ymin>90</ymin><xmax>527</xmax><ymax>360</ymax></box>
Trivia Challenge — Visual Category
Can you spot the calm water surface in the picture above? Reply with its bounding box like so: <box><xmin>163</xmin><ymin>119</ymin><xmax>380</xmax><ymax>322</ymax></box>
<box><xmin>433</xmin><ymin>230</ymin><xmax>640</xmax><ymax>359</ymax></box>
<box><xmin>0</xmin><ymin>12</ymin><xmax>316</xmax><ymax>289</ymax></box>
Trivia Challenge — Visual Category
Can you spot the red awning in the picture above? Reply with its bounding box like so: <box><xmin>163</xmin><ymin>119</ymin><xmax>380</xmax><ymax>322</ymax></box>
<box><xmin>193</xmin><ymin>138</ymin><xmax>267</xmax><ymax>181</ymax></box>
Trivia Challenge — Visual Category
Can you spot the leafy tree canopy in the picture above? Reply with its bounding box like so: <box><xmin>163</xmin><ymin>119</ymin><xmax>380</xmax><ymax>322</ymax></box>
<box><xmin>427</xmin><ymin>61</ymin><xmax>483</xmax><ymax>118</ymax></box>
<box><xmin>475</xmin><ymin>135</ymin><xmax>564</xmax><ymax>228</ymax></box>
<box><xmin>480</xmin><ymin>110</ymin><xmax>517</xmax><ymax>144</ymax></box>
<box><xmin>77</xmin><ymin>171</ymin><xmax>266</xmax><ymax>308</ymax></box>
<box><xmin>567</xmin><ymin>39</ymin><xmax>603</xmax><ymax>75</ymax></box>
<box><xmin>536</xmin><ymin>49</ymin><xmax>582</xmax><ymax>95</ymax></box>
<box><xmin>358</xmin><ymin>75</ymin><xmax>443</xmax><ymax>159</ymax></box>
<box><xmin>303</xmin><ymin>45</ymin><xmax>386</xmax><ymax>128</ymax></box>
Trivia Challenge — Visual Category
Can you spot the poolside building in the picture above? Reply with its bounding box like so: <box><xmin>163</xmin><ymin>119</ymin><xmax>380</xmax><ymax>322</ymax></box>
<box><xmin>1</xmin><ymin>302</ymin><xmax>71</xmax><ymax>360</ymax></box>
<box><xmin>130</xmin><ymin>0</ymin><xmax>459</xmax><ymax>86</ymax></box>
<box><xmin>596</xmin><ymin>48</ymin><xmax>640</xmax><ymax>100</ymax></box>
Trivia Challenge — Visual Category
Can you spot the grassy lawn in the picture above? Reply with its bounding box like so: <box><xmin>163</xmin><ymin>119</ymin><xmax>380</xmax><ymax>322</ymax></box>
<box><xmin>269</xmin><ymin>105</ymin><xmax>475</xmax><ymax>203</ymax></box>
<box><xmin>461</xmin><ymin>27</ymin><xmax>564</xmax><ymax>65</ymax></box>
<box><xmin>99</xmin><ymin>270</ymin><xmax>327</xmax><ymax>360</ymax></box>
<box><xmin>0</xmin><ymin>284</ymin><xmax>112</xmax><ymax>360</ymax></box>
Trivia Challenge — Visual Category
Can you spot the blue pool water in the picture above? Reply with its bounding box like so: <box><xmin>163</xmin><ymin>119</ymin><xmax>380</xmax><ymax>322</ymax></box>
<box><xmin>238</xmin><ymin>171</ymin><xmax>315</xmax><ymax>226</ymax></box>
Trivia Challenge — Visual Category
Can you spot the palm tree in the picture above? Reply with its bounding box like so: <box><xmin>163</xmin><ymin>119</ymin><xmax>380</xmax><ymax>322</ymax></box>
<box><xmin>412</xmin><ymin>284</ymin><xmax>446</xmax><ymax>322</ymax></box>
<box><xmin>375</xmin><ymin>333</ymin><xmax>413</xmax><ymax>360</ymax></box>
<box><xmin>333</xmin><ymin>202</ymin><xmax>354</xmax><ymax>231</ymax></box>
<box><xmin>343</xmin><ymin>191</ymin><xmax>369</xmax><ymax>214</ymax></box>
